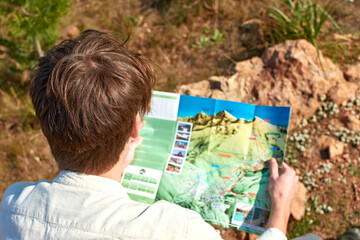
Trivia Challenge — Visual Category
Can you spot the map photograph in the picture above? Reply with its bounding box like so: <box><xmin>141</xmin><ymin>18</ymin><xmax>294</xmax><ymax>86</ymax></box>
<box><xmin>176</xmin><ymin>132</ymin><xmax>190</xmax><ymax>141</ymax></box>
<box><xmin>169</xmin><ymin>157</ymin><xmax>184</xmax><ymax>165</ymax></box>
<box><xmin>232</xmin><ymin>203</ymin><xmax>254</xmax><ymax>225</ymax></box>
<box><xmin>174</xmin><ymin>140</ymin><xmax>189</xmax><ymax>150</ymax></box>
<box><xmin>156</xmin><ymin>95</ymin><xmax>291</xmax><ymax>235</ymax></box>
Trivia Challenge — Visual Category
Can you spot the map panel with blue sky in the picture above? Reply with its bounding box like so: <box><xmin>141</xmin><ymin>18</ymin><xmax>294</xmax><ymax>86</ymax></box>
<box><xmin>255</xmin><ymin>105</ymin><xmax>291</xmax><ymax>127</ymax></box>
<box><xmin>177</xmin><ymin>94</ymin><xmax>291</xmax><ymax>127</ymax></box>
<box><xmin>215</xmin><ymin>99</ymin><xmax>255</xmax><ymax>121</ymax></box>
<box><xmin>177</xmin><ymin>95</ymin><xmax>216</xmax><ymax>118</ymax></box>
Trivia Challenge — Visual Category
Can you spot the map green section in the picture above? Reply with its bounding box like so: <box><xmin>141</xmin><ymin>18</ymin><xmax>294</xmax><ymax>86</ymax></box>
<box><xmin>156</xmin><ymin>112</ymin><xmax>288</xmax><ymax>234</ymax></box>
<box><xmin>152</xmin><ymin>93</ymin><xmax>178</xmax><ymax>100</ymax></box>
<box><xmin>131</xmin><ymin>117</ymin><xmax>176</xmax><ymax>171</ymax></box>
<box><xmin>127</xmin><ymin>193</ymin><xmax>154</xmax><ymax>204</ymax></box>
<box><xmin>126</xmin><ymin>92</ymin><xmax>291</xmax><ymax>235</ymax></box>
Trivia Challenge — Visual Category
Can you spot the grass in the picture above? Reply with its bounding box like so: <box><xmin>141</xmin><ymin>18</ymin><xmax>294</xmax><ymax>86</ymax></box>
<box><xmin>59</xmin><ymin>0</ymin><xmax>269</xmax><ymax>90</ymax></box>
<box><xmin>265</xmin><ymin>0</ymin><xmax>360</xmax><ymax>64</ymax></box>
<box><xmin>0</xmin><ymin>60</ymin><xmax>58</xmax><ymax>203</ymax></box>
<box><xmin>266</xmin><ymin>0</ymin><xmax>341</xmax><ymax>46</ymax></box>
<box><xmin>287</xmin><ymin>209</ymin><xmax>319</xmax><ymax>239</ymax></box>
<box><xmin>1</xmin><ymin>0</ymin><xmax>360</xmax><ymax>239</ymax></box>
<box><xmin>319</xmin><ymin>34</ymin><xmax>360</xmax><ymax>64</ymax></box>
<box><xmin>0</xmin><ymin>88</ymin><xmax>58</xmax><ymax>202</ymax></box>
<box><xmin>192</xmin><ymin>29</ymin><xmax>226</xmax><ymax>49</ymax></box>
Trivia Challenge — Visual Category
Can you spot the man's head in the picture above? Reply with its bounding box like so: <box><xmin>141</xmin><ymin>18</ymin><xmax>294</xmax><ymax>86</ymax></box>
<box><xmin>30</xmin><ymin>30</ymin><xmax>155</xmax><ymax>174</ymax></box>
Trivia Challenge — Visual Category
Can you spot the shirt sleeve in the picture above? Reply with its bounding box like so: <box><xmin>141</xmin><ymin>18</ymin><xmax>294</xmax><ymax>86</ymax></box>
<box><xmin>257</xmin><ymin>228</ymin><xmax>287</xmax><ymax>240</ymax></box>
<box><xmin>185</xmin><ymin>209</ymin><xmax>224</xmax><ymax>240</ymax></box>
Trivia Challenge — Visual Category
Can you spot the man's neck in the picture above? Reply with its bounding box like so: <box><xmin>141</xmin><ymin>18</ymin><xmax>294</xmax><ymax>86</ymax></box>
<box><xmin>98</xmin><ymin>144</ymin><xmax>129</xmax><ymax>183</ymax></box>
<box><xmin>98</xmin><ymin>161</ymin><xmax>123</xmax><ymax>182</ymax></box>
<box><xmin>97</xmin><ymin>117</ymin><xmax>143</xmax><ymax>183</ymax></box>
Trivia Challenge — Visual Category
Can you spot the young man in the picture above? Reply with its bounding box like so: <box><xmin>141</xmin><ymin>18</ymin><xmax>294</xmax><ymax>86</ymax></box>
<box><xmin>0</xmin><ymin>30</ymin><xmax>298</xmax><ymax>239</ymax></box>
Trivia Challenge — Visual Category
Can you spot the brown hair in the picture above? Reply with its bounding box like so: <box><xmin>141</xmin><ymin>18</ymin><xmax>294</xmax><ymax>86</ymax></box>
<box><xmin>30</xmin><ymin>30</ymin><xmax>155</xmax><ymax>174</ymax></box>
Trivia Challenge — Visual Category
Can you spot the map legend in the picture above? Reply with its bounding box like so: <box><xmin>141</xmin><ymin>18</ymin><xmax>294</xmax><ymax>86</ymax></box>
<box><xmin>121</xmin><ymin>165</ymin><xmax>162</xmax><ymax>204</ymax></box>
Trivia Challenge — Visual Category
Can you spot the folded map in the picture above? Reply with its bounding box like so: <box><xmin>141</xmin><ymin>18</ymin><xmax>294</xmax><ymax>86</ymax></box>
<box><xmin>121</xmin><ymin>91</ymin><xmax>291</xmax><ymax>235</ymax></box>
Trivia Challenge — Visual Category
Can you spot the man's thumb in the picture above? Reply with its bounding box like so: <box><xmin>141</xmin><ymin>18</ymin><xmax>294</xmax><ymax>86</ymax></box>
<box><xmin>269</xmin><ymin>158</ymin><xmax>279</xmax><ymax>179</ymax></box>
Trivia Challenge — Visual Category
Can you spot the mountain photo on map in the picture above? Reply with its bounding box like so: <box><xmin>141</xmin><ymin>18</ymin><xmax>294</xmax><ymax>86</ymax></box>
<box><xmin>174</xmin><ymin>140</ymin><xmax>188</xmax><ymax>150</ymax></box>
<box><xmin>156</xmin><ymin>95</ymin><xmax>291</xmax><ymax>235</ymax></box>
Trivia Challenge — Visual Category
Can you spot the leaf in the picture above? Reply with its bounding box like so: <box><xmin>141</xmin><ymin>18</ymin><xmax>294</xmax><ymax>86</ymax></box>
<box><xmin>268</xmin><ymin>6</ymin><xmax>292</xmax><ymax>24</ymax></box>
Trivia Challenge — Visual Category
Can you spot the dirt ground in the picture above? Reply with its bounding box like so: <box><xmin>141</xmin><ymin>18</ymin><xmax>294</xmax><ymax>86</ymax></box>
<box><xmin>1</xmin><ymin>0</ymin><xmax>360</xmax><ymax>239</ymax></box>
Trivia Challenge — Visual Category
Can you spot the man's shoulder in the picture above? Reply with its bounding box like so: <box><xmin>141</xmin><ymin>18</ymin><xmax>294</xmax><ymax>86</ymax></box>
<box><xmin>1</xmin><ymin>180</ymin><xmax>50</xmax><ymax>209</ymax></box>
<box><xmin>123</xmin><ymin>200</ymin><xmax>222</xmax><ymax>240</ymax></box>
<box><xmin>152</xmin><ymin>199</ymin><xmax>191</xmax><ymax>211</ymax></box>
<box><xmin>144</xmin><ymin>199</ymin><xmax>201</xmax><ymax>220</ymax></box>
<box><xmin>0</xmin><ymin>177</ymin><xmax>223</xmax><ymax>240</ymax></box>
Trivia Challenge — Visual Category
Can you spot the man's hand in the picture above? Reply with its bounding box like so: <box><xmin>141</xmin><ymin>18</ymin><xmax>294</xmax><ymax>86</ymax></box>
<box><xmin>266</xmin><ymin>158</ymin><xmax>298</xmax><ymax>235</ymax></box>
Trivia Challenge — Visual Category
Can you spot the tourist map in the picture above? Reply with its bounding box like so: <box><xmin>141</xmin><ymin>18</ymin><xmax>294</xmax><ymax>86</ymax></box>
<box><xmin>121</xmin><ymin>91</ymin><xmax>291</xmax><ymax>235</ymax></box>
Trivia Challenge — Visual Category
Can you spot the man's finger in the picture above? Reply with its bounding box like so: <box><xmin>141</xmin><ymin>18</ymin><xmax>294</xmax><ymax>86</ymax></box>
<box><xmin>269</xmin><ymin>158</ymin><xmax>279</xmax><ymax>179</ymax></box>
<box><xmin>281</xmin><ymin>162</ymin><xmax>291</xmax><ymax>174</ymax></box>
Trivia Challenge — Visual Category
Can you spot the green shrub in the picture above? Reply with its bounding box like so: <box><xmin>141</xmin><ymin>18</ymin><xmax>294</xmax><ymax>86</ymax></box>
<box><xmin>0</xmin><ymin>0</ymin><xmax>72</xmax><ymax>72</ymax></box>
<box><xmin>266</xmin><ymin>0</ymin><xmax>341</xmax><ymax>48</ymax></box>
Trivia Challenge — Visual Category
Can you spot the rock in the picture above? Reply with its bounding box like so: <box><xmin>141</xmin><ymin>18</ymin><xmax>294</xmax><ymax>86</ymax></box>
<box><xmin>329</xmin><ymin>141</ymin><xmax>344</xmax><ymax>160</ymax></box>
<box><xmin>175</xmin><ymin>39</ymin><xmax>353</xmax><ymax>131</ymax></box>
<box><xmin>327</xmin><ymin>81</ymin><xmax>359</xmax><ymax>105</ymax></box>
<box><xmin>248</xmin><ymin>233</ymin><xmax>260</xmax><ymax>240</ymax></box>
<box><xmin>238</xmin><ymin>19</ymin><xmax>263</xmax><ymax>43</ymax></box>
<box><xmin>238</xmin><ymin>19</ymin><xmax>265</xmax><ymax>56</ymax></box>
<box><xmin>213</xmin><ymin>226</ymin><xmax>247</xmax><ymax>240</ymax></box>
<box><xmin>344</xmin><ymin>62</ymin><xmax>360</xmax><ymax>84</ymax></box>
<box><xmin>317</xmin><ymin>135</ymin><xmax>337</xmax><ymax>160</ymax></box>
<box><xmin>333</xmin><ymin>33</ymin><xmax>353</xmax><ymax>42</ymax></box>
<box><xmin>343</xmin><ymin>115</ymin><xmax>360</xmax><ymax>132</ymax></box>
<box><xmin>318</xmin><ymin>136</ymin><xmax>336</xmax><ymax>150</ymax></box>
<box><xmin>290</xmin><ymin>182</ymin><xmax>307</xmax><ymax>220</ymax></box>
<box><xmin>176</xmin><ymin>79</ymin><xmax>210</xmax><ymax>97</ymax></box>
<box><xmin>61</xmin><ymin>26</ymin><xmax>80</xmax><ymax>39</ymax></box>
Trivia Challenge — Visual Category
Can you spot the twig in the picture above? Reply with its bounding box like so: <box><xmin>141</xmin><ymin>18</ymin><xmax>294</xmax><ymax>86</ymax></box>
<box><xmin>185</xmin><ymin>0</ymin><xmax>200</xmax><ymax>9</ymax></box>
<box><xmin>33</xmin><ymin>35</ymin><xmax>44</xmax><ymax>58</ymax></box>
<box><xmin>214</xmin><ymin>0</ymin><xmax>218</xmax><ymax>29</ymax></box>
<box><xmin>21</xmin><ymin>7</ymin><xmax>39</xmax><ymax>17</ymax></box>
<box><xmin>203</xmin><ymin>0</ymin><xmax>214</xmax><ymax>11</ymax></box>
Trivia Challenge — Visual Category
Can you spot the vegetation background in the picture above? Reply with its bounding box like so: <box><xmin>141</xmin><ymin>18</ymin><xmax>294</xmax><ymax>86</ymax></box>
<box><xmin>0</xmin><ymin>0</ymin><xmax>359</xmax><ymax>239</ymax></box>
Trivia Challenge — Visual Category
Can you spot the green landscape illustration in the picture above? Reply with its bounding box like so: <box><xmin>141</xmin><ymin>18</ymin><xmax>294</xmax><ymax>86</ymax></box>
<box><xmin>156</xmin><ymin>95</ymin><xmax>290</xmax><ymax>234</ymax></box>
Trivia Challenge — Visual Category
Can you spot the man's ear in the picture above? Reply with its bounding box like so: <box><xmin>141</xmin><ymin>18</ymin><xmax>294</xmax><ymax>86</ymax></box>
<box><xmin>130</xmin><ymin>114</ymin><xmax>141</xmax><ymax>138</ymax></box>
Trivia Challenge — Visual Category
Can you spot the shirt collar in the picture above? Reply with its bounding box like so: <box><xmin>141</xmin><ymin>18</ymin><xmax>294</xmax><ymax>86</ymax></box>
<box><xmin>53</xmin><ymin>170</ymin><xmax>129</xmax><ymax>197</ymax></box>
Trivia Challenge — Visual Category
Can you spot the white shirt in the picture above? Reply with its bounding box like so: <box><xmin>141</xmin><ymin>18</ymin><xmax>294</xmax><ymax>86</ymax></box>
<box><xmin>0</xmin><ymin>171</ymin><xmax>286</xmax><ymax>240</ymax></box>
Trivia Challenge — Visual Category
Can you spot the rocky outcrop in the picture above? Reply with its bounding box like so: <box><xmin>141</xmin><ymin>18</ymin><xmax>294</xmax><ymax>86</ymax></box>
<box><xmin>290</xmin><ymin>182</ymin><xmax>307</xmax><ymax>220</ymax></box>
<box><xmin>175</xmin><ymin>40</ymin><xmax>359</xmax><ymax>131</ymax></box>
<box><xmin>329</xmin><ymin>142</ymin><xmax>345</xmax><ymax>161</ymax></box>
<box><xmin>60</xmin><ymin>25</ymin><xmax>80</xmax><ymax>39</ymax></box>
<box><xmin>343</xmin><ymin>115</ymin><xmax>360</xmax><ymax>132</ymax></box>
<box><xmin>344</xmin><ymin>62</ymin><xmax>360</xmax><ymax>84</ymax></box>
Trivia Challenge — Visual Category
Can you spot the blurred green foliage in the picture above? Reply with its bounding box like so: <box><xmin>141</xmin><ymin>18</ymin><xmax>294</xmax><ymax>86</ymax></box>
<box><xmin>192</xmin><ymin>29</ymin><xmax>226</xmax><ymax>49</ymax></box>
<box><xmin>0</xmin><ymin>0</ymin><xmax>72</xmax><ymax>72</ymax></box>
<box><xmin>319</xmin><ymin>35</ymin><xmax>360</xmax><ymax>64</ymax></box>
